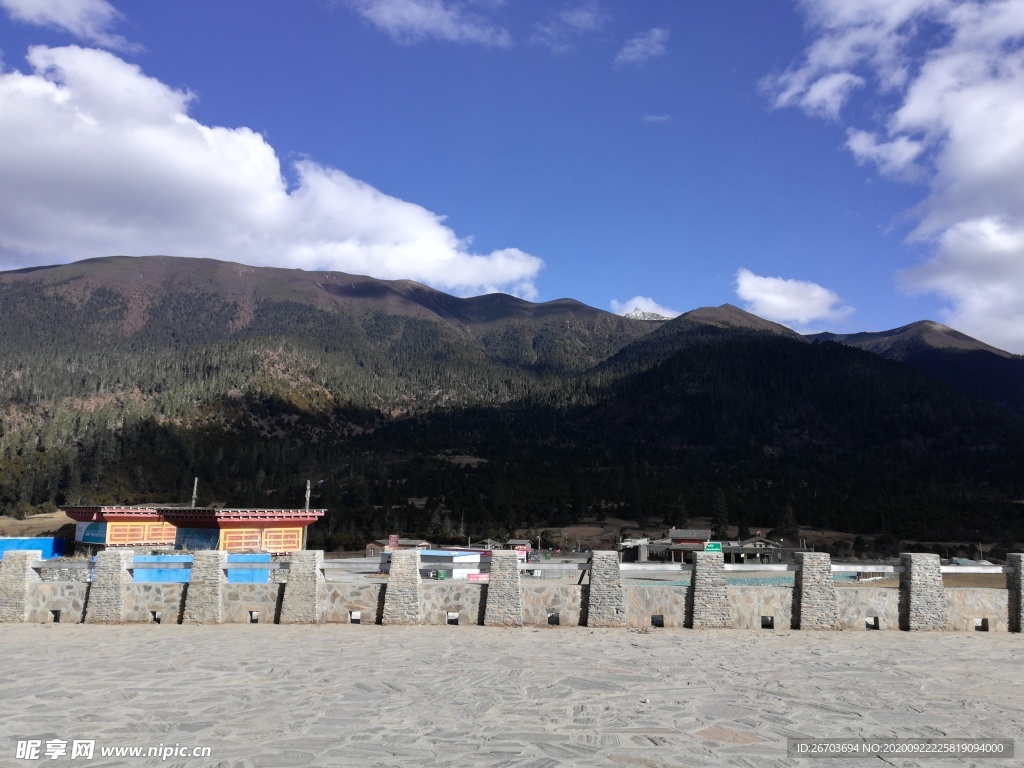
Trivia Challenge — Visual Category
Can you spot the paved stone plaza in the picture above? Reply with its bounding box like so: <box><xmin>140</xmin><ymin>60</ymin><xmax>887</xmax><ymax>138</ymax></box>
<box><xmin>1</xmin><ymin>624</ymin><xmax>1021</xmax><ymax>767</ymax></box>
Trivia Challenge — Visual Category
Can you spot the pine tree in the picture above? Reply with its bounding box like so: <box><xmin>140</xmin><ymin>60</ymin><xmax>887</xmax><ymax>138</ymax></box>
<box><xmin>711</xmin><ymin>488</ymin><xmax>729</xmax><ymax>539</ymax></box>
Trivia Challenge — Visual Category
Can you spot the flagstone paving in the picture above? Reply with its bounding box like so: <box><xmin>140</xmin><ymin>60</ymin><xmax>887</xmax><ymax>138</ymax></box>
<box><xmin>1</xmin><ymin>624</ymin><xmax>1021</xmax><ymax>767</ymax></box>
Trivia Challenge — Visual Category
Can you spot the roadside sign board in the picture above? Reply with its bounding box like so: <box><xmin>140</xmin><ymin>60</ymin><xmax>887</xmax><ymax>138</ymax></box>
<box><xmin>704</xmin><ymin>542</ymin><xmax>723</xmax><ymax>552</ymax></box>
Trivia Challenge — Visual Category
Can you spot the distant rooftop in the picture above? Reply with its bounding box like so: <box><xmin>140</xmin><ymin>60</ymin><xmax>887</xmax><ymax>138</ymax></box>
<box><xmin>667</xmin><ymin>528</ymin><xmax>711</xmax><ymax>539</ymax></box>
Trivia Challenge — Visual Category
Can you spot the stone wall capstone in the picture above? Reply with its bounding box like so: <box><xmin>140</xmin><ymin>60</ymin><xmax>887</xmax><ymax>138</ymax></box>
<box><xmin>381</xmin><ymin>549</ymin><xmax>422</xmax><ymax>625</ymax></box>
<box><xmin>899</xmin><ymin>553</ymin><xmax>948</xmax><ymax>631</ymax></box>
<box><xmin>483</xmin><ymin>550</ymin><xmax>523</xmax><ymax>627</ymax></box>
<box><xmin>0</xmin><ymin>550</ymin><xmax>42</xmax><ymax>623</ymax></box>
<box><xmin>688</xmin><ymin>551</ymin><xmax>732</xmax><ymax>628</ymax></box>
<box><xmin>793</xmin><ymin>552</ymin><xmax>840</xmax><ymax>630</ymax></box>
<box><xmin>84</xmin><ymin>549</ymin><xmax>132</xmax><ymax>624</ymax></box>
<box><xmin>182</xmin><ymin>550</ymin><xmax>226</xmax><ymax>624</ymax></box>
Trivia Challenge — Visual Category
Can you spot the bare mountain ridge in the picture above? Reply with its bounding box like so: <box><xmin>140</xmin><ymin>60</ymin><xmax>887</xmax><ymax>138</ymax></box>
<box><xmin>1</xmin><ymin>255</ymin><xmax>613</xmax><ymax>330</ymax></box>
<box><xmin>679</xmin><ymin>304</ymin><xmax>800</xmax><ymax>336</ymax></box>
<box><xmin>3</xmin><ymin>255</ymin><xmax>1021</xmax><ymax>414</ymax></box>
<box><xmin>809</xmin><ymin>320</ymin><xmax>1013</xmax><ymax>359</ymax></box>
<box><xmin>808</xmin><ymin>321</ymin><xmax>1024</xmax><ymax>416</ymax></box>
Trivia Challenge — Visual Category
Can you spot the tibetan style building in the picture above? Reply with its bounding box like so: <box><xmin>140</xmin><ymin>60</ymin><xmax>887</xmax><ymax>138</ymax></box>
<box><xmin>62</xmin><ymin>505</ymin><xmax>326</xmax><ymax>554</ymax></box>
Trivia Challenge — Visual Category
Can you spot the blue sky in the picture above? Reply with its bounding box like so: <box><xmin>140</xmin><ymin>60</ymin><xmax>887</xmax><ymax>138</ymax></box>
<box><xmin>1</xmin><ymin>1</ymin><xmax>1023</xmax><ymax>351</ymax></box>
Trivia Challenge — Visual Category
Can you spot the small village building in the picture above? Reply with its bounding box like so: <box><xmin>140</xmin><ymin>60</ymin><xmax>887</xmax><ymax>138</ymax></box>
<box><xmin>364</xmin><ymin>537</ymin><xmax>433</xmax><ymax>558</ymax></box>
<box><xmin>468</xmin><ymin>538</ymin><xmax>503</xmax><ymax>550</ymax></box>
<box><xmin>722</xmin><ymin>536</ymin><xmax>784</xmax><ymax>564</ymax></box>
<box><xmin>664</xmin><ymin>528</ymin><xmax>712</xmax><ymax>563</ymax></box>
<box><xmin>63</xmin><ymin>506</ymin><xmax>325</xmax><ymax>555</ymax></box>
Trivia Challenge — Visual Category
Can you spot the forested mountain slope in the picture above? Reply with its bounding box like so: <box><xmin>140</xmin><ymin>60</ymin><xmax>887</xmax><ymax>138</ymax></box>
<box><xmin>810</xmin><ymin>321</ymin><xmax>1024</xmax><ymax>415</ymax></box>
<box><xmin>1</xmin><ymin>256</ymin><xmax>1021</xmax><ymax>551</ymax></box>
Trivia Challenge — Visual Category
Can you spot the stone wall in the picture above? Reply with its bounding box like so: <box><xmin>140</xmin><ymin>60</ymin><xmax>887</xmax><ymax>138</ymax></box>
<box><xmin>836</xmin><ymin>588</ymin><xmax>900</xmax><ymax>630</ymax></box>
<box><xmin>900</xmin><ymin>553</ymin><xmax>948</xmax><ymax>630</ymax></box>
<box><xmin>624</xmin><ymin>586</ymin><xmax>687</xmax><ymax>628</ymax></box>
<box><xmin>125</xmin><ymin>583</ymin><xmax>186</xmax><ymax>624</ymax></box>
<box><xmin>729</xmin><ymin>587</ymin><xmax>793</xmax><ymax>629</ymax></box>
<box><xmin>320</xmin><ymin>584</ymin><xmax>384</xmax><ymax>624</ymax></box>
<box><xmin>422</xmin><ymin>582</ymin><xmax>484</xmax><ymax>625</ymax></box>
<box><xmin>221</xmin><ymin>584</ymin><xmax>283</xmax><ymax>624</ymax></box>
<box><xmin>586</xmin><ymin>551</ymin><xmax>627</xmax><ymax>628</ymax></box>
<box><xmin>0</xmin><ymin>550</ymin><xmax>40</xmax><ymax>622</ymax></box>
<box><xmin>279</xmin><ymin>550</ymin><xmax>323</xmax><ymax>624</ymax></box>
<box><xmin>793</xmin><ymin>552</ymin><xmax>839</xmax><ymax>630</ymax></box>
<box><xmin>26</xmin><ymin>582</ymin><xmax>90</xmax><ymax>624</ymax></box>
<box><xmin>182</xmin><ymin>551</ymin><xmax>226</xmax><ymax>625</ymax></box>
<box><xmin>945</xmin><ymin>588</ymin><xmax>1008</xmax><ymax>632</ymax></box>
<box><xmin>689</xmin><ymin>551</ymin><xmax>732</xmax><ymax>628</ymax></box>
<box><xmin>2</xmin><ymin>549</ymin><xmax>1022</xmax><ymax>632</ymax></box>
<box><xmin>1009</xmin><ymin>554</ymin><xmax>1023</xmax><ymax>633</ymax></box>
<box><xmin>483</xmin><ymin>550</ymin><xmax>523</xmax><ymax>627</ymax></box>
<box><xmin>381</xmin><ymin>550</ymin><xmax>422</xmax><ymax>626</ymax></box>
<box><xmin>522</xmin><ymin>584</ymin><xmax>582</xmax><ymax>626</ymax></box>
<box><xmin>84</xmin><ymin>550</ymin><xmax>132</xmax><ymax>624</ymax></box>
<box><xmin>38</xmin><ymin>564</ymin><xmax>91</xmax><ymax>583</ymax></box>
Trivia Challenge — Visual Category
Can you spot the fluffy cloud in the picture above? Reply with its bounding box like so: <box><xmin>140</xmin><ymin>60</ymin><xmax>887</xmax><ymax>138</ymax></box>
<box><xmin>345</xmin><ymin>0</ymin><xmax>512</xmax><ymax>47</ymax></box>
<box><xmin>767</xmin><ymin>0</ymin><xmax>1024</xmax><ymax>352</ymax></box>
<box><xmin>531</xmin><ymin>2</ymin><xmax>608</xmax><ymax>54</ymax></box>
<box><xmin>0</xmin><ymin>45</ymin><xmax>542</xmax><ymax>298</ymax></box>
<box><xmin>614</xmin><ymin>28</ymin><xmax>669</xmax><ymax>68</ymax></box>
<box><xmin>901</xmin><ymin>218</ymin><xmax>1024</xmax><ymax>351</ymax></box>
<box><xmin>0</xmin><ymin>0</ymin><xmax>129</xmax><ymax>49</ymax></box>
<box><xmin>735</xmin><ymin>268</ymin><xmax>853</xmax><ymax>326</ymax></box>
<box><xmin>610</xmin><ymin>296</ymin><xmax>681</xmax><ymax>318</ymax></box>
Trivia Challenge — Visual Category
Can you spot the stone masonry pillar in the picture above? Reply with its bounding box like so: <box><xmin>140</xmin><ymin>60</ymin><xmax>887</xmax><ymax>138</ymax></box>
<box><xmin>0</xmin><ymin>550</ymin><xmax>42</xmax><ymax>623</ymax></box>
<box><xmin>1007</xmin><ymin>553</ymin><xmax>1023</xmax><ymax>633</ymax></box>
<box><xmin>793</xmin><ymin>552</ymin><xmax>839</xmax><ymax>630</ymax></box>
<box><xmin>483</xmin><ymin>550</ymin><xmax>523</xmax><ymax>627</ymax></box>
<box><xmin>280</xmin><ymin>550</ymin><xmax>324</xmax><ymax>624</ymax></box>
<box><xmin>84</xmin><ymin>549</ymin><xmax>133</xmax><ymax>624</ymax></box>
<box><xmin>382</xmin><ymin>549</ymin><xmax>423</xmax><ymax>625</ymax></box>
<box><xmin>688</xmin><ymin>551</ymin><xmax>732</xmax><ymax>628</ymax></box>
<box><xmin>586</xmin><ymin>551</ymin><xmax>627</xmax><ymax>628</ymax></box>
<box><xmin>182</xmin><ymin>550</ymin><xmax>227</xmax><ymax>624</ymax></box>
<box><xmin>899</xmin><ymin>552</ymin><xmax>948</xmax><ymax>631</ymax></box>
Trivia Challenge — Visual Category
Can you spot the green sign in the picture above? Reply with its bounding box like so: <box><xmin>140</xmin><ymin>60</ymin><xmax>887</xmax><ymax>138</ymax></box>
<box><xmin>704</xmin><ymin>541</ymin><xmax>723</xmax><ymax>552</ymax></box>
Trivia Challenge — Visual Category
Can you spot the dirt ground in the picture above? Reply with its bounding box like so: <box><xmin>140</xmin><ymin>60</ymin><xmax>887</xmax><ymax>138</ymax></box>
<box><xmin>0</xmin><ymin>511</ymin><xmax>74</xmax><ymax>537</ymax></box>
<box><xmin>844</xmin><ymin>574</ymin><xmax>1008</xmax><ymax>589</ymax></box>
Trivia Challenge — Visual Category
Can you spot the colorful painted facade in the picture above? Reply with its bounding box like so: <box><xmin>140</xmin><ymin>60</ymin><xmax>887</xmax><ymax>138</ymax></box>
<box><xmin>62</xmin><ymin>506</ymin><xmax>325</xmax><ymax>554</ymax></box>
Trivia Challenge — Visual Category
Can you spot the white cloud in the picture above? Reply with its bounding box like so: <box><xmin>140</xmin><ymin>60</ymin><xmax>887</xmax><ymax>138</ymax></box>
<box><xmin>901</xmin><ymin>217</ymin><xmax>1024</xmax><ymax>351</ymax></box>
<box><xmin>614</xmin><ymin>28</ymin><xmax>669</xmax><ymax>68</ymax></box>
<box><xmin>643</xmin><ymin>114</ymin><xmax>671</xmax><ymax>123</ymax></box>
<box><xmin>768</xmin><ymin>0</ymin><xmax>1024</xmax><ymax>352</ymax></box>
<box><xmin>345</xmin><ymin>0</ymin><xmax>512</xmax><ymax>47</ymax></box>
<box><xmin>846</xmin><ymin>128</ymin><xmax>924</xmax><ymax>178</ymax></box>
<box><xmin>0</xmin><ymin>0</ymin><xmax>130</xmax><ymax>49</ymax></box>
<box><xmin>610</xmin><ymin>296</ymin><xmax>681</xmax><ymax>318</ymax></box>
<box><xmin>735</xmin><ymin>268</ymin><xmax>854</xmax><ymax>326</ymax></box>
<box><xmin>531</xmin><ymin>2</ymin><xmax>608</xmax><ymax>54</ymax></box>
<box><xmin>0</xmin><ymin>45</ymin><xmax>542</xmax><ymax>299</ymax></box>
<box><xmin>799</xmin><ymin>72</ymin><xmax>865</xmax><ymax>119</ymax></box>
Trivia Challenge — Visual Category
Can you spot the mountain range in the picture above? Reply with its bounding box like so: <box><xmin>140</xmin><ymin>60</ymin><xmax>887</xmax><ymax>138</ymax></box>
<box><xmin>1</xmin><ymin>256</ymin><xmax>1022</xmax><ymax>549</ymax></box>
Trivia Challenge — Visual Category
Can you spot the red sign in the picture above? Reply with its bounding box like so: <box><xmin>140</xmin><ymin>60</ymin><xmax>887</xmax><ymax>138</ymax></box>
<box><xmin>388</xmin><ymin>534</ymin><xmax>399</xmax><ymax>548</ymax></box>
<box><xmin>467</xmin><ymin>573</ymin><xmax>490</xmax><ymax>583</ymax></box>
